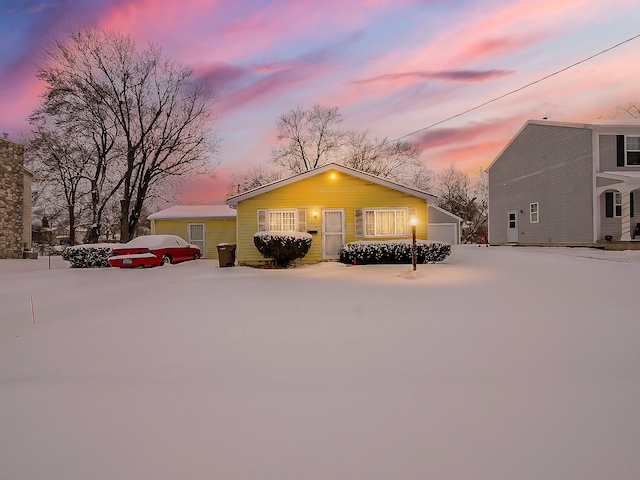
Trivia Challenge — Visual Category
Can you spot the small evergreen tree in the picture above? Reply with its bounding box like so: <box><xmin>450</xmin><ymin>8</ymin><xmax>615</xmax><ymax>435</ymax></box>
<box><xmin>253</xmin><ymin>232</ymin><xmax>312</xmax><ymax>266</ymax></box>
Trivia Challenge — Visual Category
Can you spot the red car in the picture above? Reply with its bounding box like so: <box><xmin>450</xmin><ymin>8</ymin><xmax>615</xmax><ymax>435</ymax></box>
<box><xmin>108</xmin><ymin>235</ymin><xmax>201</xmax><ymax>268</ymax></box>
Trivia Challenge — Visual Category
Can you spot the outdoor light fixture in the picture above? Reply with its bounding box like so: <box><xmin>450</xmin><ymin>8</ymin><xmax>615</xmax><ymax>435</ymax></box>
<box><xmin>313</xmin><ymin>210</ymin><xmax>318</xmax><ymax>219</ymax></box>
<box><xmin>409</xmin><ymin>216</ymin><xmax>419</xmax><ymax>271</ymax></box>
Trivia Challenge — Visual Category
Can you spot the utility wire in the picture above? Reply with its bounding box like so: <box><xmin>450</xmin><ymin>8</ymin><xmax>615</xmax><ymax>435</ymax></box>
<box><xmin>390</xmin><ymin>32</ymin><xmax>640</xmax><ymax>144</ymax></box>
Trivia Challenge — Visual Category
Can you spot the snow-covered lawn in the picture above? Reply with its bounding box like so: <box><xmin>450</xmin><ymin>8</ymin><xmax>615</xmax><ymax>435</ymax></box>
<box><xmin>1</xmin><ymin>246</ymin><xmax>639</xmax><ymax>479</ymax></box>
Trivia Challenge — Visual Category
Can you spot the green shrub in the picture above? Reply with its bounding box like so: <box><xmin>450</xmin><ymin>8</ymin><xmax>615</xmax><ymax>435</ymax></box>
<box><xmin>253</xmin><ymin>232</ymin><xmax>313</xmax><ymax>266</ymax></box>
<box><xmin>339</xmin><ymin>240</ymin><xmax>451</xmax><ymax>265</ymax></box>
<box><xmin>62</xmin><ymin>244</ymin><xmax>113</xmax><ymax>268</ymax></box>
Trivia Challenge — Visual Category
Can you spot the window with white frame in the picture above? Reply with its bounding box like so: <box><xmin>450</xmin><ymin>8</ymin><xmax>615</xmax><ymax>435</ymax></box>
<box><xmin>258</xmin><ymin>209</ymin><xmax>306</xmax><ymax>232</ymax></box>
<box><xmin>627</xmin><ymin>136</ymin><xmax>640</xmax><ymax>165</ymax></box>
<box><xmin>530</xmin><ymin>202</ymin><xmax>539</xmax><ymax>223</ymax></box>
<box><xmin>268</xmin><ymin>210</ymin><xmax>296</xmax><ymax>231</ymax></box>
<box><xmin>615</xmin><ymin>192</ymin><xmax>623</xmax><ymax>217</ymax></box>
<box><xmin>361</xmin><ymin>208</ymin><xmax>408</xmax><ymax>236</ymax></box>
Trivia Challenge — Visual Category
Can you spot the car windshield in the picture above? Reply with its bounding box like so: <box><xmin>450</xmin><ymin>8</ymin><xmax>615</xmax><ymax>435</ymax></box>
<box><xmin>124</xmin><ymin>235</ymin><xmax>188</xmax><ymax>249</ymax></box>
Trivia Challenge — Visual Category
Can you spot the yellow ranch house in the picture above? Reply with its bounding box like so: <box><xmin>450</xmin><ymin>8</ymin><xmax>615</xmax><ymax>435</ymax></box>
<box><xmin>226</xmin><ymin>163</ymin><xmax>456</xmax><ymax>264</ymax></box>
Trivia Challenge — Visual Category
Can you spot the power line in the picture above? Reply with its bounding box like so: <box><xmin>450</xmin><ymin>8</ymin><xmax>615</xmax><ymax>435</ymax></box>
<box><xmin>390</xmin><ymin>32</ymin><xmax>640</xmax><ymax>144</ymax></box>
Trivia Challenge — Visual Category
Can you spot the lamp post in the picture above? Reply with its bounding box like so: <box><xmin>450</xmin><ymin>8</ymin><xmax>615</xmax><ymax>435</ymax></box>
<box><xmin>409</xmin><ymin>216</ymin><xmax>418</xmax><ymax>271</ymax></box>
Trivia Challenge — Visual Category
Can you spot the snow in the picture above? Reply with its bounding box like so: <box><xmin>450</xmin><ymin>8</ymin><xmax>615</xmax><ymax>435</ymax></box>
<box><xmin>254</xmin><ymin>230</ymin><xmax>313</xmax><ymax>239</ymax></box>
<box><xmin>1</xmin><ymin>245</ymin><xmax>640</xmax><ymax>480</ymax></box>
<box><xmin>148</xmin><ymin>204</ymin><xmax>236</xmax><ymax>219</ymax></box>
<box><xmin>121</xmin><ymin>235</ymin><xmax>187</xmax><ymax>248</ymax></box>
<box><xmin>66</xmin><ymin>243</ymin><xmax>115</xmax><ymax>250</ymax></box>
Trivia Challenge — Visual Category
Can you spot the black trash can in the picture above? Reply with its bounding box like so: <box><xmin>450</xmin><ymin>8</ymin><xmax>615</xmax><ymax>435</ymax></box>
<box><xmin>217</xmin><ymin>243</ymin><xmax>236</xmax><ymax>267</ymax></box>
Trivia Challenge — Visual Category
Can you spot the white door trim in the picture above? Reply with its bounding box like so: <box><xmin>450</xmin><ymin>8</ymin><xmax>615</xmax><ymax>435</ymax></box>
<box><xmin>322</xmin><ymin>209</ymin><xmax>345</xmax><ymax>259</ymax></box>
<box><xmin>507</xmin><ymin>211</ymin><xmax>518</xmax><ymax>243</ymax></box>
<box><xmin>188</xmin><ymin>222</ymin><xmax>206</xmax><ymax>258</ymax></box>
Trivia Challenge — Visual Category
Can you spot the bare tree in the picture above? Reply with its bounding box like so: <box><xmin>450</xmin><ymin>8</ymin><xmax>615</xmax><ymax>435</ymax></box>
<box><xmin>610</xmin><ymin>101</ymin><xmax>640</xmax><ymax>119</ymax></box>
<box><xmin>435</xmin><ymin>165</ymin><xmax>487</xmax><ymax>243</ymax></box>
<box><xmin>271</xmin><ymin>104</ymin><xmax>345</xmax><ymax>173</ymax></box>
<box><xmin>33</xmin><ymin>25</ymin><xmax>219</xmax><ymax>242</ymax></box>
<box><xmin>227</xmin><ymin>164</ymin><xmax>284</xmax><ymax>196</ymax></box>
<box><xmin>469</xmin><ymin>168</ymin><xmax>488</xmax><ymax>243</ymax></box>
<box><xmin>26</xmin><ymin>122</ymin><xmax>94</xmax><ymax>245</ymax></box>
<box><xmin>341</xmin><ymin>129</ymin><xmax>431</xmax><ymax>188</ymax></box>
<box><xmin>267</xmin><ymin>104</ymin><xmax>432</xmax><ymax>193</ymax></box>
<box><xmin>405</xmin><ymin>161</ymin><xmax>435</xmax><ymax>192</ymax></box>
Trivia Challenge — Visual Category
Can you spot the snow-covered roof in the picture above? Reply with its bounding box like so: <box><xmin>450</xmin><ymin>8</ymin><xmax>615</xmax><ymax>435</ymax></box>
<box><xmin>148</xmin><ymin>205</ymin><xmax>237</xmax><ymax>220</ymax></box>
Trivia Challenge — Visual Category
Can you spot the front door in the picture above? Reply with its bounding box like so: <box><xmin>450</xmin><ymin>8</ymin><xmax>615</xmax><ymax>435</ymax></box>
<box><xmin>507</xmin><ymin>211</ymin><xmax>518</xmax><ymax>243</ymax></box>
<box><xmin>188</xmin><ymin>223</ymin><xmax>206</xmax><ymax>258</ymax></box>
<box><xmin>322</xmin><ymin>209</ymin><xmax>345</xmax><ymax>259</ymax></box>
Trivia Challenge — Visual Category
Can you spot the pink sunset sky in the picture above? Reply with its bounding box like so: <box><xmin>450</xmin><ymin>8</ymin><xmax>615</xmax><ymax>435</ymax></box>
<box><xmin>2</xmin><ymin>0</ymin><xmax>640</xmax><ymax>204</ymax></box>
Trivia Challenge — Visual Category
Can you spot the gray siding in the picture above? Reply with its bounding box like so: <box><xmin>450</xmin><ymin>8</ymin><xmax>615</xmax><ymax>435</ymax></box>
<box><xmin>489</xmin><ymin>123</ymin><xmax>594</xmax><ymax>244</ymax></box>
<box><xmin>600</xmin><ymin>134</ymin><xmax>640</xmax><ymax>173</ymax></box>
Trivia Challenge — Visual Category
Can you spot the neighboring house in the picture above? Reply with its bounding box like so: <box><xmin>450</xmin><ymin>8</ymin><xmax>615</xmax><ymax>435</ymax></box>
<box><xmin>148</xmin><ymin>205</ymin><xmax>236</xmax><ymax>259</ymax></box>
<box><xmin>225</xmin><ymin>163</ymin><xmax>446</xmax><ymax>264</ymax></box>
<box><xmin>428</xmin><ymin>204</ymin><xmax>463</xmax><ymax>245</ymax></box>
<box><xmin>0</xmin><ymin>137</ymin><xmax>38</xmax><ymax>258</ymax></box>
<box><xmin>488</xmin><ymin>120</ymin><xmax>640</xmax><ymax>246</ymax></box>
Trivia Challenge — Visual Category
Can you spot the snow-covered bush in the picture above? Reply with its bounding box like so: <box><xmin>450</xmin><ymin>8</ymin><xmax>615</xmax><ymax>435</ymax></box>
<box><xmin>253</xmin><ymin>231</ymin><xmax>313</xmax><ymax>267</ymax></box>
<box><xmin>339</xmin><ymin>240</ymin><xmax>451</xmax><ymax>265</ymax></box>
<box><xmin>62</xmin><ymin>244</ymin><xmax>113</xmax><ymax>268</ymax></box>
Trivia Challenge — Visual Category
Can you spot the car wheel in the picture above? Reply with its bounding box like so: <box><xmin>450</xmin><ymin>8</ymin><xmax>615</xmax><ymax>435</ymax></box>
<box><xmin>194</xmin><ymin>252</ymin><xmax>200</xmax><ymax>260</ymax></box>
<box><xmin>161</xmin><ymin>255</ymin><xmax>171</xmax><ymax>265</ymax></box>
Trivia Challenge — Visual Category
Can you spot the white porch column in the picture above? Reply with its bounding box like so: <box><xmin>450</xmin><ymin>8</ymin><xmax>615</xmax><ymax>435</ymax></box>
<box><xmin>621</xmin><ymin>192</ymin><xmax>632</xmax><ymax>241</ymax></box>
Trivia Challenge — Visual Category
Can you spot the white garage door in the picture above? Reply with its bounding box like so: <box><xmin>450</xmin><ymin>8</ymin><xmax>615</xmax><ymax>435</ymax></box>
<box><xmin>428</xmin><ymin>223</ymin><xmax>458</xmax><ymax>244</ymax></box>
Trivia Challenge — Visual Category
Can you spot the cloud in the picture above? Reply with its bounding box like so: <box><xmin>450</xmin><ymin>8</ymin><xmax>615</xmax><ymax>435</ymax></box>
<box><xmin>353</xmin><ymin>69</ymin><xmax>514</xmax><ymax>85</ymax></box>
<box><xmin>196</xmin><ymin>63</ymin><xmax>251</xmax><ymax>94</ymax></box>
<box><xmin>415</xmin><ymin>116</ymin><xmax>526</xmax><ymax>150</ymax></box>
<box><xmin>216</xmin><ymin>68</ymin><xmax>316</xmax><ymax>115</ymax></box>
<box><xmin>204</xmin><ymin>33</ymin><xmax>359</xmax><ymax>114</ymax></box>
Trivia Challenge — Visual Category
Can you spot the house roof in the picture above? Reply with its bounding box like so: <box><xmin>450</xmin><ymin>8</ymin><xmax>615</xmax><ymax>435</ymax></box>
<box><xmin>148</xmin><ymin>204</ymin><xmax>237</xmax><ymax>220</ymax></box>
<box><xmin>225</xmin><ymin>163</ymin><xmax>437</xmax><ymax>206</ymax></box>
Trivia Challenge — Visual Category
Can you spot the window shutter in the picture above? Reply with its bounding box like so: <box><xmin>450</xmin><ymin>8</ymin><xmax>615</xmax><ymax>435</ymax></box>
<box><xmin>354</xmin><ymin>209</ymin><xmax>363</xmax><ymax>236</ymax></box>
<box><xmin>631</xmin><ymin>192</ymin><xmax>635</xmax><ymax>218</ymax></box>
<box><xmin>617</xmin><ymin>135</ymin><xmax>625</xmax><ymax>167</ymax></box>
<box><xmin>605</xmin><ymin>192</ymin><xmax>614</xmax><ymax>218</ymax></box>
<box><xmin>297</xmin><ymin>209</ymin><xmax>307</xmax><ymax>232</ymax></box>
<box><xmin>257</xmin><ymin>210</ymin><xmax>267</xmax><ymax>231</ymax></box>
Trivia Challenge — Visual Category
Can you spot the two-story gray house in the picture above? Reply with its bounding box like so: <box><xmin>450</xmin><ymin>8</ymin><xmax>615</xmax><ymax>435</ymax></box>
<box><xmin>488</xmin><ymin>120</ymin><xmax>640</xmax><ymax>246</ymax></box>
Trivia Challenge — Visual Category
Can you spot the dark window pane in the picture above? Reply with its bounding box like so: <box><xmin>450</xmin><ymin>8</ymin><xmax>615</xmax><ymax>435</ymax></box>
<box><xmin>627</xmin><ymin>152</ymin><xmax>640</xmax><ymax>165</ymax></box>
<box><xmin>617</xmin><ymin>135</ymin><xmax>625</xmax><ymax>166</ymax></box>
<box><xmin>606</xmin><ymin>192</ymin><xmax>614</xmax><ymax>218</ymax></box>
